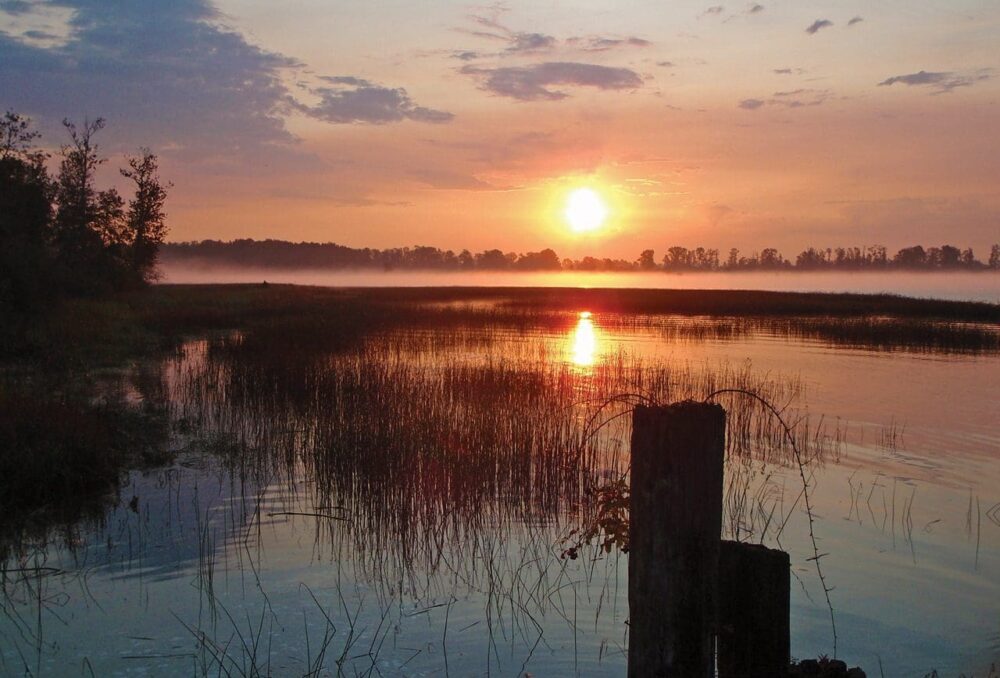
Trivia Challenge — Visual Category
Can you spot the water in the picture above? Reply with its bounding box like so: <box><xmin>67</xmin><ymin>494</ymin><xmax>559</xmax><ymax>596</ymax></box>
<box><xmin>2</xmin><ymin>300</ymin><xmax>998</xmax><ymax>677</ymax></box>
<box><xmin>160</xmin><ymin>265</ymin><xmax>1000</xmax><ymax>303</ymax></box>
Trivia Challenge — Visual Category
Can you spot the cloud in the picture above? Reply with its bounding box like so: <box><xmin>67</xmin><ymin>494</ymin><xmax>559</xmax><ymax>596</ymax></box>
<box><xmin>773</xmin><ymin>67</ymin><xmax>806</xmax><ymax>75</ymax></box>
<box><xmin>748</xmin><ymin>4</ymin><xmax>765</xmax><ymax>13</ymax></box>
<box><xmin>878</xmin><ymin>69</ymin><xmax>991</xmax><ymax>93</ymax></box>
<box><xmin>569</xmin><ymin>35</ymin><xmax>651</xmax><ymax>51</ymax></box>
<box><xmin>701</xmin><ymin>5</ymin><xmax>725</xmax><ymax>17</ymax></box>
<box><xmin>657</xmin><ymin>61</ymin><xmax>675</xmax><ymax>68</ymax></box>
<box><xmin>805</xmin><ymin>19</ymin><xmax>833</xmax><ymax>34</ymax></box>
<box><xmin>452</xmin><ymin>50</ymin><xmax>481</xmax><ymax>61</ymax></box>
<box><xmin>506</xmin><ymin>31</ymin><xmax>556</xmax><ymax>54</ymax></box>
<box><xmin>847</xmin><ymin>16</ymin><xmax>864</xmax><ymax>26</ymax></box>
<box><xmin>0</xmin><ymin>0</ymin><xmax>299</xmax><ymax>160</ymax></box>
<box><xmin>0</xmin><ymin>0</ymin><xmax>32</xmax><ymax>15</ymax></box>
<box><xmin>739</xmin><ymin>89</ymin><xmax>831</xmax><ymax>109</ymax></box>
<box><xmin>459</xmin><ymin>13</ymin><xmax>649</xmax><ymax>57</ymax></box>
<box><xmin>305</xmin><ymin>79</ymin><xmax>453</xmax><ymax>124</ymax></box>
<box><xmin>0</xmin><ymin>0</ymin><xmax>451</xmax><ymax>163</ymax></box>
<box><xmin>461</xmin><ymin>62</ymin><xmax>643</xmax><ymax>101</ymax></box>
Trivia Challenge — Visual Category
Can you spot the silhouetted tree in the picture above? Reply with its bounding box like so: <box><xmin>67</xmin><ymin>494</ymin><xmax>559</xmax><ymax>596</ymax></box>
<box><xmin>120</xmin><ymin>149</ymin><xmax>170</xmax><ymax>285</ymax></box>
<box><xmin>990</xmin><ymin>244</ymin><xmax>1000</xmax><ymax>270</ymax></box>
<box><xmin>516</xmin><ymin>248</ymin><xmax>561</xmax><ymax>270</ymax></box>
<box><xmin>475</xmin><ymin>249</ymin><xmax>510</xmax><ymax>269</ymax></box>
<box><xmin>637</xmin><ymin>249</ymin><xmax>656</xmax><ymax>270</ymax></box>
<box><xmin>893</xmin><ymin>245</ymin><xmax>926</xmax><ymax>268</ymax></box>
<box><xmin>52</xmin><ymin>118</ymin><xmax>128</xmax><ymax>292</ymax></box>
<box><xmin>0</xmin><ymin>112</ymin><xmax>53</xmax><ymax>314</ymax></box>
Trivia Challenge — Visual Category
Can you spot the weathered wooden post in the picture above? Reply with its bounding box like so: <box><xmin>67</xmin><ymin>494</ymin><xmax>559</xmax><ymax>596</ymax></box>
<box><xmin>718</xmin><ymin>540</ymin><xmax>791</xmax><ymax>677</ymax></box>
<box><xmin>629</xmin><ymin>401</ymin><xmax>726</xmax><ymax>677</ymax></box>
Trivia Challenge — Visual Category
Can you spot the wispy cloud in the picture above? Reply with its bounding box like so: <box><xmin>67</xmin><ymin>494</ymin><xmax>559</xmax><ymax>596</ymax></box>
<box><xmin>805</xmin><ymin>19</ymin><xmax>833</xmax><ymax>34</ymax></box>
<box><xmin>568</xmin><ymin>36</ymin><xmax>651</xmax><ymax>52</ymax></box>
<box><xmin>305</xmin><ymin>78</ymin><xmax>453</xmax><ymax>124</ymax></box>
<box><xmin>461</xmin><ymin>62</ymin><xmax>643</xmax><ymax>101</ymax></box>
<box><xmin>739</xmin><ymin>89</ymin><xmax>831</xmax><ymax>109</ymax></box>
<box><xmin>459</xmin><ymin>13</ymin><xmax>650</xmax><ymax>57</ymax></box>
<box><xmin>506</xmin><ymin>32</ymin><xmax>556</xmax><ymax>54</ymax></box>
<box><xmin>878</xmin><ymin>69</ymin><xmax>991</xmax><ymax>94</ymax></box>
<box><xmin>700</xmin><ymin>5</ymin><xmax>725</xmax><ymax>18</ymax></box>
<box><xmin>847</xmin><ymin>16</ymin><xmax>864</xmax><ymax>27</ymax></box>
<box><xmin>748</xmin><ymin>4</ymin><xmax>765</xmax><ymax>13</ymax></box>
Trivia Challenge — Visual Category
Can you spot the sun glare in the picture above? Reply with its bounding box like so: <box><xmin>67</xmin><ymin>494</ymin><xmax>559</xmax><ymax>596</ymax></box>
<box><xmin>569</xmin><ymin>311</ymin><xmax>599</xmax><ymax>367</ymax></box>
<box><xmin>565</xmin><ymin>188</ymin><xmax>608</xmax><ymax>233</ymax></box>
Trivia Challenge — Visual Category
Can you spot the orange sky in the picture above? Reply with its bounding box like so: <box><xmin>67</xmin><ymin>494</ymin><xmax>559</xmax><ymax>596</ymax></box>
<box><xmin>2</xmin><ymin>0</ymin><xmax>998</xmax><ymax>256</ymax></box>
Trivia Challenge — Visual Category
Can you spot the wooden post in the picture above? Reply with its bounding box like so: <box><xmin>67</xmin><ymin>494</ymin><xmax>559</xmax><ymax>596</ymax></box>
<box><xmin>628</xmin><ymin>401</ymin><xmax>726</xmax><ymax>678</ymax></box>
<box><xmin>718</xmin><ymin>540</ymin><xmax>791</xmax><ymax>678</ymax></box>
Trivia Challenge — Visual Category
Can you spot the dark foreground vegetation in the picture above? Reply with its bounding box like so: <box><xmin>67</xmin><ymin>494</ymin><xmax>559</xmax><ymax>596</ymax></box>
<box><xmin>164</xmin><ymin>238</ymin><xmax>1000</xmax><ymax>272</ymax></box>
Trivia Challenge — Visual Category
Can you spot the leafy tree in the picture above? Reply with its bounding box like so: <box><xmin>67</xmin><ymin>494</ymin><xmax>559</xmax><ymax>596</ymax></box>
<box><xmin>893</xmin><ymin>245</ymin><xmax>927</xmax><ymax>268</ymax></box>
<box><xmin>0</xmin><ymin>112</ymin><xmax>53</xmax><ymax>314</ymax></box>
<box><xmin>52</xmin><ymin>118</ymin><xmax>120</xmax><ymax>292</ymax></box>
<box><xmin>637</xmin><ymin>249</ymin><xmax>656</xmax><ymax>270</ymax></box>
<box><xmin>990</xmin><ymin>244</ymin><xmax>1000</xmax><ymax>270</ymax></box>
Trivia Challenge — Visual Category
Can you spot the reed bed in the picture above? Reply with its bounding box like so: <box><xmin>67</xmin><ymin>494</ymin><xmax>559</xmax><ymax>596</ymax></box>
<box><xmin>161</xmin><ymin>320</ymin><xmax>846</xmax><ymax>582</ymax></box>
<box><xmin>3</xmin><ymin>287</ymin><xmax>931</xmax><ymax>675</ymax></box>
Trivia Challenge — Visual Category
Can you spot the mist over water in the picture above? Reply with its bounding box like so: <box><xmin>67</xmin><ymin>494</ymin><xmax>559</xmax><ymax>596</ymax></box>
<box><xmin>160</xmin><ymin>264</ymin><xmax>1000</xmax><ymax>303</ymax></box>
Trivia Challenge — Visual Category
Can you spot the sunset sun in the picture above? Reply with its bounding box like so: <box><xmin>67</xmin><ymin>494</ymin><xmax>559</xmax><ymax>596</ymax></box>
<box><xmin>565</xmin><ymin>188</ymin><xmax>608</xmax><ymax>233</ymax></box>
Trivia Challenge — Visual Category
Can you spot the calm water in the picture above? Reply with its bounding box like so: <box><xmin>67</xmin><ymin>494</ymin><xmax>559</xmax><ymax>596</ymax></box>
<box><xmin>2</xmin><ymin>305</ymin><xmax>999</xmax><ymax>677</ymax></box>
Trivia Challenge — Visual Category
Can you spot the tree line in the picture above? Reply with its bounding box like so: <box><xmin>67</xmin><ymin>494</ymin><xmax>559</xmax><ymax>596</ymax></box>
<box><xmin>0</xmin><ymin>111</ymin><xmax>169</xmax><ymax>316</ymax></box>
<box><xmin>164</xmin><ymin>240</ymin><xmax>1000</xmax><ymax>273</ymax></box>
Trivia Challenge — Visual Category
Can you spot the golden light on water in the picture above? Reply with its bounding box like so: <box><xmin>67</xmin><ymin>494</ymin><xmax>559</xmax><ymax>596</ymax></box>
<box><xmin>570</xmin><ymin>311</ymin><xmax>599</xmax><ymax>367</ymax></box>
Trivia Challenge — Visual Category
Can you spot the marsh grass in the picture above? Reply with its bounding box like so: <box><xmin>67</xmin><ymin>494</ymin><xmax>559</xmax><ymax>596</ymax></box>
<box><xmin>2</xmin><ymin>283</ymin><xmax>975</xmax><ymax>674</ymax></box>
<box><xmin>162</xmin><ymin>318</ymin><xmax>847</xmax><ymax>584</ymax></box>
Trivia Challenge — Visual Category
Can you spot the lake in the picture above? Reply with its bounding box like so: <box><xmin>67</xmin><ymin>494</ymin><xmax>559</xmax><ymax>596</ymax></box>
<box><xmin>1</xmin><ymin>289</ymin><xmax>998</xmax><ymax>677</ymax></box>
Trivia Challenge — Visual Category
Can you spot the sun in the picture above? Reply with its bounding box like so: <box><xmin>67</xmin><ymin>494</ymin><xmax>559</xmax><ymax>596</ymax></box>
<box><xmin>565</xmin><ymin>187</ymin><xmax>608</xmax><ymax>233</ymax></box>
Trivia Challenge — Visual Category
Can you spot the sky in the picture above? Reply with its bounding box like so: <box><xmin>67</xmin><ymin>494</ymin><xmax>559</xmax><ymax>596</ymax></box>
<box><xmin>1</xmin><ymin>0</ymin><xmax>998</xmax><ymax>258</ymax></box>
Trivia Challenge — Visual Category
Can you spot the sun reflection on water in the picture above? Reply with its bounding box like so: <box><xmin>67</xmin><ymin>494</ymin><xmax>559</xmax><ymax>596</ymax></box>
<box><xmin>570</xmin><ymin>311</ymin><xmax>599</xmax><ymax>367</ymax></box>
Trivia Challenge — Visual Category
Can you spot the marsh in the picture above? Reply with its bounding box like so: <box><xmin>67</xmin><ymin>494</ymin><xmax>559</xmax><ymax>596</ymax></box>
<box><xmin>1</xmin><ymin>285</ymin><xmax>998</xmax><ymax>676</ymax></box>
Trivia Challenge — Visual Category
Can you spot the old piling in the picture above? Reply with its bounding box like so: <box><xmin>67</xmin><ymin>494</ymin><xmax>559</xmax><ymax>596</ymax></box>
<box><xmin>628</xmin><ymin>401</ymin><xmax>726</xmax><ymax>678</ymax></box>
<box><xmin>718</xmin><ymin>540</ymin><xmax>791</xmax><ymax>677</ymax></box>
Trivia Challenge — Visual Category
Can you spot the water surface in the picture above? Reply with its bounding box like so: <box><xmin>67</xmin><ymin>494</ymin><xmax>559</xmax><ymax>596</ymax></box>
<box><xmin>2</xmin><ymin>299</ymin><xmax>998</xmax><ymax>677</ymax></box>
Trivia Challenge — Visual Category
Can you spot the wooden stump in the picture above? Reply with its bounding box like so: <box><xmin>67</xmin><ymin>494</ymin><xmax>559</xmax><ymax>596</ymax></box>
<box><xmin>718</xmin><ymin>540</ymin><xmax>791</xmax><ymax>678</ymax></box>
<box><xmin>628</xmin><ymin>401</ymin><xmax>726</xmax><ymax>678</ymax></box>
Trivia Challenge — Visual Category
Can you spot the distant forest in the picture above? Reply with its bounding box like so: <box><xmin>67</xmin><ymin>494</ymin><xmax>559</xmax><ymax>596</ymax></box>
<box><xmin>164</xmin><ymin>239</ymin><xmax>1000</xmax><ymax>273</ymax></box>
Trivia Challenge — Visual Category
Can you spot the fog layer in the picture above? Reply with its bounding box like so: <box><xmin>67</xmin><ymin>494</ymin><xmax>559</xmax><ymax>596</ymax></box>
<box><xmin>159</xmin><ymin>265</ymin><xmax>1000</xmax><ymax>303</ymax></box>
